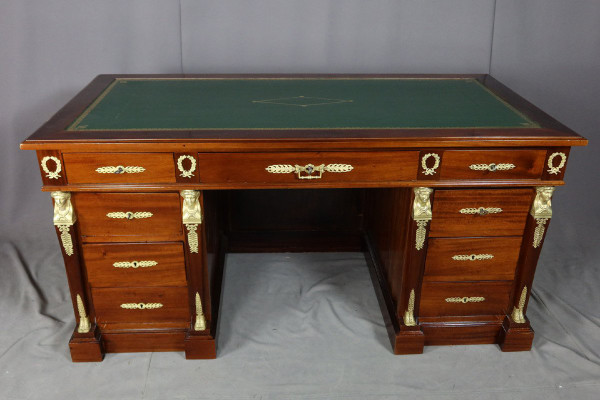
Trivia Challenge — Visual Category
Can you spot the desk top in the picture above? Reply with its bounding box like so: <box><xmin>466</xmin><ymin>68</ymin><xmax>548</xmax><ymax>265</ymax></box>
<box><xmin>22</xmin><ymin>74</ymin><xmax>587</xmax><ymax>150</ymax></box>
<box><xmin>67</xmin><ymin>78</ymin><xmax>536</xmax><ymax>131</ymax></box>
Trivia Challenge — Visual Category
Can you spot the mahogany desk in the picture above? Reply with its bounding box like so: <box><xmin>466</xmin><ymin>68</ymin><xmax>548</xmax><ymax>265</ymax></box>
<box><xmin>20</xmin><ymin>74</ymin><xmax>587</xmax><ymax>361</ymax></box>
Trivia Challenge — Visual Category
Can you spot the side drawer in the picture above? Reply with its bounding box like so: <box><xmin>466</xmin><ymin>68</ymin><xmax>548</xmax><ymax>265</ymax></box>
<box><xmin>440</xmin><ymin>150</ymin><xmax>545</xmax><ymax>180</ymax></box>
<box><xmin>92</xmin><ymin>287</ymin><xmax>189</xmax><ymax>324</ymax></box>
<box><xmin>196</xmin><ymin>151</ymin><xmax>419</xmax><ymax>184</ymax></box>
<box><xmin>429</xmin><ymin>189</ymin><xmax>532</xmax><ymax>237</ymax></box>
<box><xmin>63</xmin><ymin>153</ymin><xmax>176</xmax><ymax>184</ymax></box>
<box><xmin>419</xmin><ymin>281</ymin><xmax>512</xmax><ymax>317</ymax></box>
<box><xmin>75</xmin><ymin>193</ymin><xmax>182</xmax><ymax>241</ymax></box>
<box><xmin>83</xmin><ymin>243</ymin><xmax>187</xmax><ymax>287</ymax></box>
<box><xmin>424</xmin><ymin>237</ymin><xmax>522</xmax><ymax>281</ymax></box>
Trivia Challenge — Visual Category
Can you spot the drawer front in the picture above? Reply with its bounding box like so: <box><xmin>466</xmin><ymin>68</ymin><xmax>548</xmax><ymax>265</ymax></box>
<box><xmin>63</xmin><ymin>153</ymin><xmax>176</xmax><ymax>184</ymax></box>
<box><xmin>419</xmin><ymin>281</ymin><xmax>512</xmax><ymax>317</ymax></box>
<box><xmin>424</xmin><ymin>237</ymin><xmax>522</xmax><ymax>281</ymax></box>
<box><xmin>196</xmin><ymin>151</ymin><xmax>419</xmax><ymax>184</ymax></box>
<box><xmin>75</xmin><ymin>193</ymin><xmax>182</xmax><ymax>240</ymax></box>
<box><xmin>92</xmin><ymin>287</ymin><xmax>189</xmax><ymax>324</ymax></box>
<box><xmin>83</xmin><ymin>243</ymin><xmax>187</xmax><ymax>287</ymax></box>
<box><xmin>440</xmin><ymin>150</ymin><xmax>545</xmax><ymax>180</ymax></box>
<box><xmin>429</xmin><ymin>189</ymin><xmax>532</xmax><ymax>237</ymax></box>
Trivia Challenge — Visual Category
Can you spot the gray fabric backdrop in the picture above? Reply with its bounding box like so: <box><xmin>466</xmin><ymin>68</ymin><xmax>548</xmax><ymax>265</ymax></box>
<box><xmin>1</xmin><ymin>1</ymin><xmax>598</xmax><ymax>399</ymax></box>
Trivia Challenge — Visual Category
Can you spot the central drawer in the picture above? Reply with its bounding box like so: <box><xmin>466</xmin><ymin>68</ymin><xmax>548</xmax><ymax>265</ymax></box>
<box><xmin>196</xmin><ymin>151</ymin><xmax>419</xmax><ymax>184</ymax></box>
<box><xmin>92</xmin><ymin>287</ymin><xmax>189</xmax><ymax>324</ymax></box>
<box><xmin>74</xmin><ymin>193</ymin><xmax>183</xmax><ymax>241</ymax></box>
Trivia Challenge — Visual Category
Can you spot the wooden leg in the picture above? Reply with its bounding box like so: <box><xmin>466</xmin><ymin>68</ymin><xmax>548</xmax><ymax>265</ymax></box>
<box><xmin>498</xmin><ymin>316</ymin><xmax>534</xmax><ymax>352</ymax></box>
<box><xmin>184</xmin><ymin>332</ymin><xmax>217</xmax><ymax>359</ymax></box>
<box><xmin>69</xmin><ymin>326</ymin><xmax>104</xmax><ymax>362</ymax></box>
<box><xmin>394</xmin><ymin>326</ymin><xmax>425</xmax><ymax>354</ymax></box>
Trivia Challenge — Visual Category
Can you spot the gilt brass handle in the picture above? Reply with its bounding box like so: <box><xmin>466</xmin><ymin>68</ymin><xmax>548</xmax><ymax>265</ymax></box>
<box><xmin>452</xmin><ymin>254</ymin><xmax>494</xmax><ymax>261</ymax></box>
<box><xmin>120</xmin><ymin>303</ymin><xmax>163</xmax><ymax>310</ymax></box>
<box><xmin>96</xmin><ymin>165</ymin><xmax>145</xmax><ymax>174</ymax></box>
<box><xmin>106</xmin><ymin>211</ymin><xmax>153</xmax><ymax>220</ymax></box>
<box><xmin>266</xmin><ymin>163</ymin><xmax>354</xmax><ymax>180</ymax></box>
<box><xmin>113</xmin><ymin>260</ymin><xmax>157</xmax><ymax>269</ymax></box>
<box><xmin>445</xmin><ymin>297</ymin><xmax>485</xmax><ymax>303</ymax></box>
<box><xmin>459</xmin><ymin>207</ymin><xmax>503</xmax><ymax>215</ymax></box>
<box><xmin>469</xmin><ymin>163</ymin><xmax>515</xmax><ymax>172</ymax></box>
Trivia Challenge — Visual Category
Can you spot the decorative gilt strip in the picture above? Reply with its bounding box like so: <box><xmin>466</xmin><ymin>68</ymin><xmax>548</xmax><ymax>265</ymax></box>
<box><xmin>113</xmin><ymin>260</ymin><xmax>157</xmax><ymax>269</ymax></box>
<box><xmin>181</xmin><ymin>190</ymin><xmax>202</xmax><ymax>254</ymax></box>
<box><xmin>265</xmin><ymin>163</ymin><xmax>354</xmax><ymax>180</ymax></box>
<box><xmin>106</xmin><ymin>211</ymin><xmax>153</xmax><ymax>219</ymax></box>
<box><xmin>413</xmin><ymin>187</ymin><xmax>433</xmax><ymax>250</ymax></box>
<box><xmin>41</xmin><ymin>156</ymin><xmax>62</xmax><ymax>179</ymax></box>
<box><xmin>177</xmin><ymin>155</ymin><xmax>197</xmax><ymax>178</ymax></box>
<box><xmin>452</xmin><ymin>254</ymin><xmax>494</xmax><ymax>261</ymax></box>
<box><xmin>459</xmin><ymin>207</ymin><xmax>503</xmax><ymax>215</ymax></box>
<box><xmin>531</xmin><ymin>187</ymin><xmax>554</xmax><ymax>248</ymax></box>
<box><xmin>120</xmin><ymin>303</ymin><xmax>163</xmax><ymax>310</ymax></box>
<box><xmin>415</xmin><ymin>221</ymin><xmax>428</xmax><ymax>251</ymax></box>
<box><xmin>403</xmin><ymin>289</ymin><xmax>416</xmax><ymax>326</ymax></box>
<box><xmin>324</xmin><ymin>163</ymin><xmax>354</xmax><ymax>173</ymax></box>
<box><xmin>445</xmin><ymin>296</ymin><xmax>485</xmax><ymax>303</ymax></box>
<box><xmin>547</xmin><ymin>152</ymin><xmax>567</xmax><ymax>175</ymax></box>
<box><xmin>469</xmin><ymin>163</ymin><xmax>515</xmax><ymax>172</ymax></box>
<box><xmin>76</xmin><ymin>294</ymin><xmax>91</xmax><ymax>333</ymax></box>
<box><xmin>533</xmin><ymin>219</ymin><xmax>549</xmax><ymax>248</ymax></box>
<box><xmin>265</xmin><ymin>164</ymin><xmax>295</xmax><ymax>174</ymax></box>
<box><xmin>511</xmin><ymin>286</ymin><xmax>528</xmax><ymax>324</ymax></box>
<box><xmin>194</xmin><ymin>292</ymin><xmax>207</xmax><ymax>331</ymax></box>
<box><xmin>186</xmin><ymin>224</ymin><xmax>199</xmax><ymax>253</ymax></box>
<box><xmin>421</xmin><ymin>153</ymin><xmax>440</xmax><ymax>175</ymax></box>
<box><xmin>95</xmin><ymin>165</ymin><xmax>145</xmax><ymax>174</ymax></box>
<box><xmin>51</xmin><ymin>191</ymin><xmax>76</xmax><ymax>256</ymax></box>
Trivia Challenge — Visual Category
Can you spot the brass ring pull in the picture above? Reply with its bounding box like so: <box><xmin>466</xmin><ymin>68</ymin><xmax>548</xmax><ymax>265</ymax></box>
<box><xmin>547</xmin><ymin>152</ymin><xmax>567</xmax><ymax>175</ymax></box>
<box><xmin>41</xmin><ymin>156</ymin><xmax>62</xmax><ymax>179</ymax></box>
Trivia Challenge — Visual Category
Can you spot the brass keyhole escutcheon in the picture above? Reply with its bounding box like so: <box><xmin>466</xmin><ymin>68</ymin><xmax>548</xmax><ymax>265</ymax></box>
<box><xmin>114</xmin><ymin>165</ymin><xmax>125</xmax><ymax>174</ymax></box>
<box><xmin>488</xmin><ymin>163</ymin><xmax>497</xmax><ymax>171</ymax></box>
<box><xmin>478</xmin><ymin>207</ymin><xmax>489</xmax><ymax>215</ymax></box>
<box><xmin>125</xmin><ymin>211</ymin><xmax>134</xmax><ymax>220</ymax></box>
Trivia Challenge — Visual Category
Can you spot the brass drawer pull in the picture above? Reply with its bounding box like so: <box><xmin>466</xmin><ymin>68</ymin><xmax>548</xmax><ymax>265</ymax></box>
<box><xmin>452</xmin><ymin>254</ymin><xmax>494</xmax><ymax>261</ymax></box>
<box><xmin>459</xmin><ymin>207</ymin><xmax>503</xmax><ymax>215</ymax></box>
<box><xmin>113</xmin><ymin>260</ymin><xmax>157</xmax><ymax>269</ymax></box>
<box><xmin>120</xmin><ymin>303</ymin><xmax>163</xmax><ymax>310</ymax></box>
<box><xmin>96</xmin><ymin>165</ymin><xmax>146</xmax><ymax>174</ymax></box>
<box><xmin>266</xmin><ymin>163</ymin><xmax>354</xmax><ymax>180</ymax></box>
<box><xmin>469</xmin><ymin>163</ymin><xmax>515</xmax><ymax>172</ymax></box>
<box><xmin>445</xmin><ymin>297</ymin><xmax>485</xmax><ymax>303</ymax></box>
<box><xmin>106</xmin><ymin>211</ymin><xmax>153</xmax><ymax>220</ymax></box>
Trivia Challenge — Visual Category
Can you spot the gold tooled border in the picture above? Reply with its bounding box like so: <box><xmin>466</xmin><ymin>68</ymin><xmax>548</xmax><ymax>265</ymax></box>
<box><xmin>67</xmin><ymin>77</ymin><xmax>539</xmax><ymax>131</ymax></box>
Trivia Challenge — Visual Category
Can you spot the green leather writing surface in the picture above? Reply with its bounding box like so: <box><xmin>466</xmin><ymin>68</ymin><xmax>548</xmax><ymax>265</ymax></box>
<box><xmin>68</xmin><ymin>78</ymin><xmax>537</xmax><ymax>131</ymax></box>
